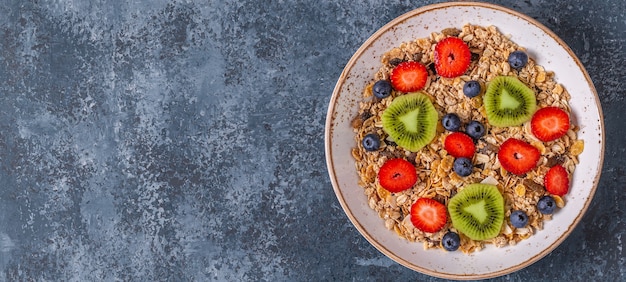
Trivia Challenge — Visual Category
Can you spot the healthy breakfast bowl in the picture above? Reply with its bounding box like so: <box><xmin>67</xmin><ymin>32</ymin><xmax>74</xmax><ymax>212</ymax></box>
<box><xmin>324</xmin><ymin>2</ymin><xmax>604</xmax><ymax>280</ymax></box>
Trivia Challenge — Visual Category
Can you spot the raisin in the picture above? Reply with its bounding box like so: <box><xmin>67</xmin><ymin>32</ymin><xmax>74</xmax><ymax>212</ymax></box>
<box><xmin>389</xmin><ymin>58</ymin><xmax>403</xmax><ymax>66</ymax></box>
<box><xmin>441</xmin><ymin>28</ymin><xmax>461</xmax><ymax>37</ymax></box>
<box><xmin>412</xmin><ymin>53</ymin><xmax>423</xmax><ymax>63</ymax></box>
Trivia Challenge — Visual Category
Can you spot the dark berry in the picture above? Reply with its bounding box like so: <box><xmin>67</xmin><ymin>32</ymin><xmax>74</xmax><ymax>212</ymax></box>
<box><xmin>362</xmin><ymin>133</ymin><xmax>380</xmax><ymax>151</ymax></box>
<box><xmin>465</xmin><ymin>120</ymin><xmax>486</xmax><ymax>140</ymax></box>
<box><xmin>373</xmin><ymin>80</ymin><xmax>392</xmax><ymax>99</ymax></box>
<box><xmin>508</xmin><ymin>51</ymin><xmax>528</xmax><ymax>70</ymax></box>
<box><xmin>463</xmin><ymin>80</ymin><xmax>481</xmax><ymax>98</ymax></box>
<box><xmin>441</xmin><ymin>231</ymin><xmax>461</xmax><ymax>251</ymax></box>
<box><xmin>537</xmin><ymin>196</ymin><xmax>557</xmax><ymax>214</ymax></box>
<box><xmin>442</xmin><ymin>113</ymin><xmax>461</xmax><ymax>132</ymax></box>
<box><xmin>453</xmin><ymin>157</ymin><xmax>473</xmax><ymax>177</ymax></box>
<box><xmin>389</xmin><ymin>58</ymin><xmax>403</xmax><ymax>66</ymax></box>
<box><xmin>510</xmin><ymin>210</ymin><xmax>529</xmax><ymax>228</ymax></box>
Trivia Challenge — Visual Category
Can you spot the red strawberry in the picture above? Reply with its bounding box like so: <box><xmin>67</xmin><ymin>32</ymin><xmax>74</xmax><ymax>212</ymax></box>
<box><xmin>444</xmin><ymin>132</ymin><xmax>475</xmax><ymax>158</ymax></box>
<box><xmin>434</xmin><ymin>37</ymin><xmax>471</xmax><ymax>78</ymax></box>
<box><xmin>545</xmin><ymin>165</ymin><xmax>569</xmax><ymax>196</ymax></box>
<box><xmin>378</xmin><ymin>158</ymin><xmax>417</xmax><ymax>193</ymax></box>
<box><xmin>390</xmin><ymin>61</ymin><xmax>428</xmax><ymax>93</ymax></box>
<box><xmin>410</xmin><ymin>198</ymin><xmax>447</xmax><ymax>233</ymax></box>
<box><xmin>531</xmin><ymin>107</ymin><xmax>570</xmax><ymax>142</ymax></box>
<box><xmin>497</xmin><ymin>138</ymin><xmax>540</xmax><ymax>175</ymax></box>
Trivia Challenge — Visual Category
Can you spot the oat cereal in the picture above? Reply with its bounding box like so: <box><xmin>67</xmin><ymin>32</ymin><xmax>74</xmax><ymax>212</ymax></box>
<box><xmin>351</xmin><ymin>24</ymin><xmax>584</xmax><ymax>253</ymax></box>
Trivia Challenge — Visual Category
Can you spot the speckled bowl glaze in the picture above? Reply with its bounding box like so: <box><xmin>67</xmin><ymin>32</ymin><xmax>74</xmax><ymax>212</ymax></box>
<box><xmin>325</xmin><ymin>2</ymin><xmax>604</xmax><ymax>280</ymax></box>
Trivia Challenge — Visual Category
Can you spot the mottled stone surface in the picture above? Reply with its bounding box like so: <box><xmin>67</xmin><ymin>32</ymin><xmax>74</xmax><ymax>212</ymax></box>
<box><xmin>0</xmin><ymin>0</ymin><xmax>623</xmax><ymax>281</ymax></box>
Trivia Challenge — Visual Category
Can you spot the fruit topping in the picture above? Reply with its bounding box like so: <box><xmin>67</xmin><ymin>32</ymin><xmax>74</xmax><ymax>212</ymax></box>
<box><xmin>497</xmin><ymin>138</ymin><xmax>541</xmax><ymax>175</ymax></box>
<box><xmin>381</xmin><ymin>92</ymin><xmax>438</xmax><ymax>152</ymax></box>
<box><xmin>508</xmin><ymin>50</ymin><xmax>528</xmax><ymax>70</ymax></box>
<box><xmin>441</xmin><ymin>231</ymin><xmax>461</xmax><ymax>251</ymax></box>
<box><xmin>537</xmin><ymin>196</ymin><xmax>557</xmax><ymax>214</ymax></box>
<box><xmin>390</xmin><ymin>61</ymin><xmax>429</xmax><ymax>93</ymax></box>
<box><xmin>444</xmin><ymin>132</ymin><xmax>476</xmax><ymax>158</ymax></box>
<box><xmin>453</xmin><ymin>157</ymin><xmax>473</xmax><ymax>177</ymax></box>
<box><xmin>530</xmin><ymin>107</ymin><xmax>570</xmax><ymax>142</ymax></box>
<box><xmin>410</xmin><ymin>198</ymin><xmax>448</xmax><ymax>233</ymax></box>
<box><xmin>442</xmin><ymin>113</ymin><xmax>461</xmax><ymax>132</ymax></box>
<box><xmin>378</xmin><ymin>158</ymin><xmax>417</xmax><ymax>193</ymax></box>
<box><xmin>544</xmin><ymin>165</ymin><xmax>569</xmax><ymax>196</ymax></box>
<box><xmin>483</xmin><ymin>76</ymin><xmax>537</xmax><ymax>127</ymax></box>
<box><xmin>373</xmin><ymin>80</ymin><xmax>392</xmax><ymax>99</ymax></box>
<box><xmin>362</xmin><ymin>133</ymin><xmax>380</xmax><ymax>151</ymax></box>
<box><xmin>434</xmin><ymin>37</ymin><xmax>471</xmax><ymax>78</ymax></box>
<box><xmin>448</xmin><ymin>184</ymin><xmax>505</xmax><ymax>241</ymax></box>
<box><xmin>509</xmin><ymin>210</ymin><xmax>529</xmax><ymax>228</ymax></box>
<box><xmin>463</xmin><ymin>80</ymin><xmax>481</xmax><ymax>98</ymax></box>
<box><xmin>465</xmin><ymin>120</ymin><xmax>486</xmax><ymax>140</ymax></box>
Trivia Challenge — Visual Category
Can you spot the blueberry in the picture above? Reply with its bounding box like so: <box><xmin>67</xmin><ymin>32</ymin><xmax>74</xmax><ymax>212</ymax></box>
<box><xmin>441</xmin><ymin>231</ymin><xmax>461</xmax><ymax>251</ymax></box>
<box><xmin>362</xmin><ymin>133</ymin><xmax>380</xmax><ymax>151</ymax></box>
<box><xmin>442</xmin><ymin>113</ymin><xmax>461</xmax><ymax>132</ymax></box>
<box><xmin>463</xmin><ymin>80</ymin><xmax>481</xmax><ymax>98</ymax></box>
<box><xmin>373</xmin><ymin>80</ymin><xmax>392</xmax><ymax>99</ymax></box>
<box><xmin>508</xmin><ymin>51</ymin><xmax>528</xmax><ymax>70</ymax></box>
<box><xmin>510</xmin><ymin>210</ymin><xmax>529</xmax><ymax>228</ymax></box>
<box><xmin>465</xmin><ymin>120</ymin><xmax>486</xmax><ymax>140</ymax></box>
<box><xmin>537</xmin><ymin>196</ymin><xmax>557</xmax><ymax>214</ymax></box>
<box><xmin>453</xmin><ymin>157</ymin><xmax>473</xmax><ymax>177</ymax></box>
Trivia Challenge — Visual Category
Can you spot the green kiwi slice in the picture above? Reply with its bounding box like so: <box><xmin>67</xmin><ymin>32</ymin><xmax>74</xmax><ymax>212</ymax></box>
<box><xmin>448</xmin><ymin>183</ymin><xmax>504</xmax><ymax>241</ymax></box>
<box><xmin>483</xmin><ymin>76</ymin><xmax>537</xmax><ymax>127</ymax></box>
<box><xmin>381</xmin><ymin>92</ymin><xmax>438</xmax><ymax>152</ymax></box>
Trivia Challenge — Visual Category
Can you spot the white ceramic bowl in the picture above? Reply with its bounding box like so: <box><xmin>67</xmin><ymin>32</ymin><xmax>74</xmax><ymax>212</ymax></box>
<box><xmin>325</xmin><ymin>2</ymin><xmax>604</xmax><ymax>280</ymax></box>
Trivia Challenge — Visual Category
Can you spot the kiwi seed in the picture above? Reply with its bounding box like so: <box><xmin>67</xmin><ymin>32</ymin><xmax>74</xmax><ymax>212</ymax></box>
<box><xmin>447</xmin><ymin>183</ymin><xmax>505</xmax><ymax>241</ymax></box>
<box><xmin>483</xmin><ymin>76</ymin><xmax>537</xmax><ymax>127</ymax></box>
<box><xmin>381</xmin><ymin>92</ymin><xmax>438</xmax><ymax>152</ymax></box>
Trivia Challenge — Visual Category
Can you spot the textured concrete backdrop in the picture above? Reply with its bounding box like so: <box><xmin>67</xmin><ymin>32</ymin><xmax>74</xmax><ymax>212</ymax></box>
<box><xmin>0</xmin><ymin>0</ymin><xmax>623</xmax><ymax>281</ymax></box>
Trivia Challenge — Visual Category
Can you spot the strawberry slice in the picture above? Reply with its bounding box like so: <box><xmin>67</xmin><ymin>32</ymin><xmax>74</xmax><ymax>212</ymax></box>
<box><xmin>444</xmin><ymin>132</ymin><xmax>476</xmax><ymax>158</ymax></box>
<box><xmin>531</xmin><ymin>107</ymin><xmax>570</xmax><ymax>142</ymax></box>
<box><xmin>497</xmin><ymin>138</ymin><xmax>540</xmax><ymax>175</ymax></box>
<box><xmin>378</xmin><ymin>158</ymin><xmax>417</xmax><ymax>193</ymax></box>
<box><xmin>390</xmin><ymin>61</ymin><xmax>428</xmax><ymax>93</ymax></box>
<box><xmin>434</xmin><ymin>37</ymin><xmax>471</xmax><ymax>78</ymax></box>
<box><xmin>410</xmin><ymin>198</ymin><xmax>447</xmax><ymax>233</ymax></box>
<box><xmin>545</xmin><ymin>165</ymin><xmax>569</xmax><ymax>196</ymax></box>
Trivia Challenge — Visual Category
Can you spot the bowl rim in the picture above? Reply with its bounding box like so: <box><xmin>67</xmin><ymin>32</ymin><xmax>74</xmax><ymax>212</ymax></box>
<box><xmin>325</xmin><ymin>1</ymin><xmax>605</xmax><ymax>279</ymax></box>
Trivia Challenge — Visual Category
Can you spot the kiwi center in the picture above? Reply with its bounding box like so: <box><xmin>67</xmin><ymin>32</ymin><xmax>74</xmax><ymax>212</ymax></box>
<box><xmin>399</xmin><ymin>109</ymin><xmax>420</xmax><ymax>133</ymax></box>
<box><xmin>463</xmin><ymin>200</ymin><xmax>488</xmax><ymax>223</ymax></box>
<box><xmin>499</xmin><ymin>88</ymin><xmax>521</xmax><ymax>109</ymax></box>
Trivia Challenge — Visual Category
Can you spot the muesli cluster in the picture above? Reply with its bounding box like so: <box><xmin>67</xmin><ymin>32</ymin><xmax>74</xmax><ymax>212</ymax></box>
<box><xmin>351</xmin><ymin>24</ymin><xmax>584</xmax><ymax>253</ymax></box>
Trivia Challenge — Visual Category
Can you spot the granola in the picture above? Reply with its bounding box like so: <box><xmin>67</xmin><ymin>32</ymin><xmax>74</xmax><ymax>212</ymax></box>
<box><xmin>351</xmin><ymin>24</ymin><xmax>584</xmax><ymax>253</ymax></box>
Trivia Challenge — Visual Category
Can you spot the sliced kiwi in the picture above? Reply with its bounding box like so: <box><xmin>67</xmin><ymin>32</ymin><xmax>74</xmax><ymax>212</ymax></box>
<box><xmin>448</xmin><ymin>183</ymin><xmax>504</xmax><ymax>241</ymax></box>
<box><xmin>483</xmin><ymin>76</ymin><xmax>537</xmax><ymax>127</ymax></box>
<box><xmin>381</xmin><ymin>92</ymin><xmax>438</xmax><ymax>152</ymax></box>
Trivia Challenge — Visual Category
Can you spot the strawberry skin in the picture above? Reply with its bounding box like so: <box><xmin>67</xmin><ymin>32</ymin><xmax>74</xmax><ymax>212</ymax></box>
<box><xmin>531</xmin><ymin>107</ymin><xmax>570</xmax><ymax>142</ymax></box>
<box><xmin>434</xmin><ymin>37</ymin><xmax>471</xmax><ymax>78</ymax></box>
<box><xmin>545</xmin><ymin>165</ymin><xmax>569</xmax><ymax>196</ymax></box>
<box><xmin>410</xmin><ymin>198</ymin><xmax>447</xmax><ymax>233</ymax></box>
<box><xmin>444</xmin><ymin>132</ymin><xmax>475</xmax><ymax>158</ymax></box>
<box><xmin>378</xmin><ymin>158</ymin><xmax>417</xmax><ymax>193</ymax></box>
<box><xmin>390</xmin><ymin>61</ymin><xmax>428</xmax><ymax>93</ymax></box>
<box><xmin>497</xmin><ymin>138</ymin><xmax>540</xmax><ymax>175</ymax></box>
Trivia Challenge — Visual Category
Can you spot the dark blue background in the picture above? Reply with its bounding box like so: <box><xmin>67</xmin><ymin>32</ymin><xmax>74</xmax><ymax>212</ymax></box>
<box><xmin>0</xmin><ymin>1</ymin><xmax>623</xmax><ymax>281</ymax></box>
